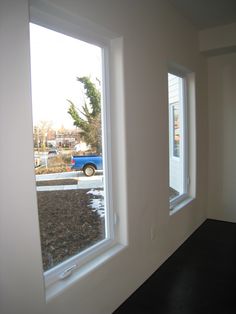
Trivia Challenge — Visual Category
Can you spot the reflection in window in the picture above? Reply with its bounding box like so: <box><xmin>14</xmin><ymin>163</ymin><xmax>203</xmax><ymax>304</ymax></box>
<box><xmin>173</xmin><ymin>106</ymin><xmax>180</xmax><ymax>158</ymax></box>
<box><xmin>30</xmin><ymin>23</ymin><xmax>108</xmax><ymax>271</ymax></box>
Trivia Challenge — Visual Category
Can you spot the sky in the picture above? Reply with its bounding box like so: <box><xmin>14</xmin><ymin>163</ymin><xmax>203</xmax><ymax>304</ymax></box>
<box><xmin>29</xmin><ymin>23</ymin><xmax>102</xmax><ymax>129</ymax></box>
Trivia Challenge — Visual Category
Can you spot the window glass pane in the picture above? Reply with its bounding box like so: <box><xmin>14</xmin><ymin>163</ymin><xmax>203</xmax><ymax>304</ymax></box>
<box><xmin>30</xmin><ymin>23</ymin><xmax>107</xmax><ymax>271</ymax></box>
<box><xmin>173</xmin><ymin>106</ymin><xmax>180</xmax><ymax>157</ymax></box>
<box><xmin>168</xmin><ymin>73</ymin><xmax>185</xmax><ymax>203</ymax></box>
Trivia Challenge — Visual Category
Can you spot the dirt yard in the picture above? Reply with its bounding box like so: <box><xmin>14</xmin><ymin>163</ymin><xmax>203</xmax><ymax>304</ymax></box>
<box><xmin>37</xmin><ymin>186</ymin><xmax>105</xmax><ymax>271</ymax></box>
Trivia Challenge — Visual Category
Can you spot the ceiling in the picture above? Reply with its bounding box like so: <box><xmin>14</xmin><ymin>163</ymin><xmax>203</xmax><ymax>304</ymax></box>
<box><xmin>168</xmin><ymin>0</ymin><xmax>236</xmax><ymax>30</ymax></box>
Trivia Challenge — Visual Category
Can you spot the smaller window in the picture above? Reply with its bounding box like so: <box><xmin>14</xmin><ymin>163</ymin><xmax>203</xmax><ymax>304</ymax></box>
<box><xmin>168</xmin><ymin>72</ymin><xmax>189</xmax><ymax>209</ymax></box>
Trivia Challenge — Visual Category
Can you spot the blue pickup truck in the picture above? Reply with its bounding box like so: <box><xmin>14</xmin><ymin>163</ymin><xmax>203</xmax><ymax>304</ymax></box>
<box><xmin>71</xmin><ymin>155</ymin><xmax>103</xmax><ymax>176</ymax></box>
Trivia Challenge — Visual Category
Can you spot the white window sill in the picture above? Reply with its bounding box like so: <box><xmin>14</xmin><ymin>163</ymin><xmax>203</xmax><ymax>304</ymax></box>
<box><xmin>45</xmin><ymin>243</ymin><xmax>126</xmax><ymax>302</ymax></box>
<box><xmin>170</xmin><ymin>196</ymin><xmax>194</xmax><ymax>215</ymax></box>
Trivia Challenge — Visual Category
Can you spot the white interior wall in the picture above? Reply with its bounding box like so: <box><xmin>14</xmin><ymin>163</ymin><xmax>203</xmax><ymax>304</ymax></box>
<box><xmin>207</xmin><ymin>53</ymin><xmax>236</xmax><ymax>222</ymax></box>
<box><xmin>199</xmin><ymin>22</ymin><xmax>236</xmax><ymax>56</ymax></box>
<box><xmin>0</xmin><ymin>1</ymin><xmax>208</xmax><ymax>313</ymax></box>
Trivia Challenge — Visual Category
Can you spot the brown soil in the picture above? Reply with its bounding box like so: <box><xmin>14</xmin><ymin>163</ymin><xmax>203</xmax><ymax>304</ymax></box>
<box><xmin>37</xmin><ymin>188</ymin><xmax>104</xmax><ymax>271</ymax></box>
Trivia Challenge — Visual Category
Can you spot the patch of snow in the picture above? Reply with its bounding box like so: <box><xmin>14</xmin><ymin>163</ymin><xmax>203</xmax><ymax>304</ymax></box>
<box><xmin>87</xmin><ymin>189</ymin><xmax>104</xmax><ymax>197</ymax></box>
<box><xmin>87</xmin><ymin>189</ymin><xmax>105</xmax><ymax>217</ymax></box>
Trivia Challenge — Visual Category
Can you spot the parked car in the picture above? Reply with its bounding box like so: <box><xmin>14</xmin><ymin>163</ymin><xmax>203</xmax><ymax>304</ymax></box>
<box><xmin>71</xmin><ymin>155</ymin><xmax>102</xmax><ymax>176</ymax></box>
<box><xmin>48</xmin><ymin>149</ymin><xmax>59</xmax><ymax>157</ymax></box>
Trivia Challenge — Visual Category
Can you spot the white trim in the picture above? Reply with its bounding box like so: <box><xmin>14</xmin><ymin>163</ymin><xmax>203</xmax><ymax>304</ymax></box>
<box><xmin>168</xmin><ymin>62</ymin><xmax>192</xmax><ymax>78</ymax></box>
<box><xmin>46</xmin><ymin>243</ymin><xmax>125</xmax><ymax>301</ymax></box>
<box><xmin>101</xmin><ymin>45</ymin><xmax>115</xmax><ymax>241</ymax></box>
<box><xmin>30</xmin><ymin>0</ymin><xmax>118</xmax><ymax>47</ymax></box>
<box><xmin>182</xmin><ymin>76</ymin><xmax>189</xmax><ymax>197</ymax></box>
<box><xmin>170</xmin><ymin>196</ymin><xmax>194</xmax><ymax>215</ymax></box>
<box><xmin>45</xmin><ymin>238</ymin><xmax>116</xmax><ymax>289</ymax></box>
<box><xmin>186</xmin><ymin>72</ymin><xmax>197</xmax><ymax>200</ymax></box>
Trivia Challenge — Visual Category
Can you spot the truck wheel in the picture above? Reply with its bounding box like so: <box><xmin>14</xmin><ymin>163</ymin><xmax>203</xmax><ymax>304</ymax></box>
<box><xmin>83</xmin><ymin>165</ymin><xmax>95</xmax><ymax>177</ymax></box>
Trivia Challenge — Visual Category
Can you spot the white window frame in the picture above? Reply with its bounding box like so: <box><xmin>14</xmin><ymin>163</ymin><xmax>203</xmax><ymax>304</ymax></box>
<box><xmin>168</xmin><ymin>67</ymin><xmax>195</xmax><ymax>212</ymax></box>
<box><xmin>29</xmin><ymin>0</ymin><xmax>127</xmax><ymax>300</ymax></box>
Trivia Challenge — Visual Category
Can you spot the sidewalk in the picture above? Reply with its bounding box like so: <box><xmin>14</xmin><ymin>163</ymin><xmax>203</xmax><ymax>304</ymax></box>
<box><xmin>36</xmin><ymin>172</ymin><xmax>104</xmax><ymax>191</ymax></box>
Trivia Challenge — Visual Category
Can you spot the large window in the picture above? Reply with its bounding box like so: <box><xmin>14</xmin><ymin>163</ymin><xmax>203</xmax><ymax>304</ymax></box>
<box><xmin>168</xmin><ymin>72</ymin><xmax>189</xmax><ymax>210</ymax></box>
<box><xmin>29</xmin><ymin>0</ymin><xmax>126</xmax><ymax>300</ymax></box>
<box><xmin>29</xmin><ymin>18</ymin><xmax>118</xmax><ymax>289</ymax></box>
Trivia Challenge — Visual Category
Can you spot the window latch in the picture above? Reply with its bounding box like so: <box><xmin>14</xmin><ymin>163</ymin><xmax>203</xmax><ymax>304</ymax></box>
<box><xmin>60</xmin><ymin>264</ymin><xmax>77</xmax><ymax>280</ymax></box>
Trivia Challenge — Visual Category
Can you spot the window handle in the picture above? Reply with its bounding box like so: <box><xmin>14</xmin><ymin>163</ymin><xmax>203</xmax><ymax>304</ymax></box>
<box><xmin>60</xmin><ymin>264</ymin><xmax>77</xmax><ymax>280</ymax></box>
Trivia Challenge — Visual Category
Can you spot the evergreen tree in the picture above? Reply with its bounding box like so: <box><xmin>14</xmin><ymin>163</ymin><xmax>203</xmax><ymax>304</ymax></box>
<box><xmin>67</xmin><ymin>76</ymin><xmax>102</xmax><ymax>154</ymax></box>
